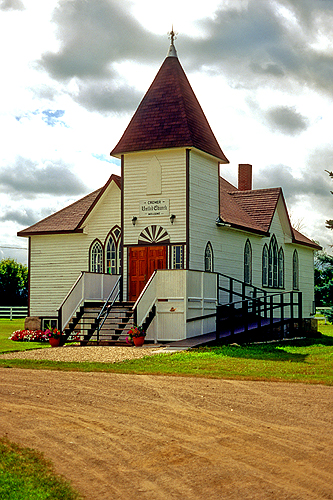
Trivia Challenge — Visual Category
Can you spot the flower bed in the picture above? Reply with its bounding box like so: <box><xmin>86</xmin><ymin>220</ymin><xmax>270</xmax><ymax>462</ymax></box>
<box><xmin>9</xmin><ymin>329</ymin><xmax>49</xmax><ymax>342</ymax></box>
<box><xmin>9</xmin><ymin>329</ymin><xmax>81</xmax><ymax>343</ymax></box>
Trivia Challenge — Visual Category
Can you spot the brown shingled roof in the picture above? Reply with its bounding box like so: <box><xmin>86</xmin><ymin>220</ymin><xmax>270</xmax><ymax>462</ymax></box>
<box><xmin>219</xmin><ymin>181</ymin><xmax>266</xmax><ymax>234</ymax></box>
<box><xmin>17</xmin><ymin>174</ymin><xmax>121</xmax><ymax>237</ymax></box>
<box><xmin>229</xmin><ymin>188</ymin><xmax>281</xmax><ymax>233</ymax></box>
<box><xmin>111</xmin><ymin>55</ymin><xmax>229</xmax><ymax>163</ymax></box>
<box><xmin>292</xmin><ymin>228</ymin><xmax>321</xmax><ymax>250</ymax></box>
<box><xmin>219</xmin><ymin>179</ymin><xmax>321</xmax><ymax>249</ymax></box>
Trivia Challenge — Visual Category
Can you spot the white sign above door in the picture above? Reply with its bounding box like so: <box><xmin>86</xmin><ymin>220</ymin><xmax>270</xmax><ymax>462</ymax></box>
<box><xmin>140</xmin><ymin>199</ymin><xmax>170</xmax><ymax>216</ymax></box>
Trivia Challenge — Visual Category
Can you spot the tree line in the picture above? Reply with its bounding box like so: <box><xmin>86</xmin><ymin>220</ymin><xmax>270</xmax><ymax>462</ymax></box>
<box><xmin>0</xmin><ymin>258</ymin><xmax>28</xmax><ymax>306</ymax></box>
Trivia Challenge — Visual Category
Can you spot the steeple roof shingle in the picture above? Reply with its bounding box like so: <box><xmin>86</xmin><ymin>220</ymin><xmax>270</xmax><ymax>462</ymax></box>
<box><xmin>111</xmin><ymin>47</ymin><xmax>229</xmax><ymax>163</ymax></box>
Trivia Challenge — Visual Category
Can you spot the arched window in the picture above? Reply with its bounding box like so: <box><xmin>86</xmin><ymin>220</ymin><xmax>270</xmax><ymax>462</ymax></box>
<box><xmin>244</xmin><ymin>239</ymin><xmax>252</xmax><ymax>284</ymax></box>
<box><xmin>278</xmin><ymin>248</ymin><xmax>284</xmax><ymax>288</ymax></box>
<box><xmin>268</xmin><ymin>235</ymin><xmax>278</xmax><ymax>288</ymax></box>
<box><xmin>262</xmin><ymin>244</ymin><xmax>268</xmax><ymax>287</ymax></box>
<box><xmin>105</xmin><ymin>227</ymin><xmax>121</xmax><ymax>275</ymax></box>
<box><xmin>106</xmin><ymin>237</ymin><xmax>117</xmax><ymax>274</ymax></box>
<box><xmin>90</xmin><ymin>240</ymin><xmax>103</xmax><ymax>273</ymax></box>
<box><xmin>205</xmin><ymin>242</ymin><xmax>214</xmax><ymax>272</ymax></box>
<box><xmin>293</xmin><ymin>250</ymin><xmax>299</xmax><ymax>289</ymax></box>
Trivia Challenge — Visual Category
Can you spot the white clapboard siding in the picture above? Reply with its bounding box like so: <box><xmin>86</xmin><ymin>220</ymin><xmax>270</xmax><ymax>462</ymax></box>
<box><xmin>268</xmin><ymin>210</ymin><xmax>315</xmax><ymax>314</ymax></box>
<box><xmin>29</xmin><ymin>180</ymin><xmax>121</xmax><ymax>318</ymax></box>
<box><xmin>122</xmin><ymin>149</ymin><xmax>187</xmax><ymax>299</ymax></box>
<box><xmin>188</xmin><ymin>149</ymin><xmax>220</xmax><ymax>271</ymax></box>
<box><xmin>188</xmin><ymin>149</ymin><xmax>265</xmax><ymax>282</ymax></box>
<box><xmin>29</xmin><ymin>233</ymin><xmax>89</xmax><ymax>317</ymax></box>
<box><xmin>82</xmin><ymin>181</ymin><xmax>121</xmax><ymax>243</ymax></box>
<box><xmin>188</xmin><ymin>157</ymin><xmax>315</xmax><ymax>317</ymax></box>
<box><xmin>297</xmin><ymin>245</ymin><xmax>315</xmax><ymax>317</ymax></box>
<box><xmin>123</xmin><ymin>149</ymin><xmax>187</xmax><ymax>245</ymax></box>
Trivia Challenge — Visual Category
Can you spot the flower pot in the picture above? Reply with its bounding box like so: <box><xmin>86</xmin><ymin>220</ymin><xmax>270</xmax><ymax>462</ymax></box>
<box><xmin>49</xmin><ymin>337</ymin><xmax>61</xmax><ymax>347</ymax></box>
<box><xmin>133</xmin><ymin>336</ymin><xmax>145</xmax><ymax>347</ymax></box>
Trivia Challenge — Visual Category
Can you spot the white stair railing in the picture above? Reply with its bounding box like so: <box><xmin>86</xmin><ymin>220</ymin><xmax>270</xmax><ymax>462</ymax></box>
<box><xmin>58</xmin><ymin>272</ymin><xmax>120</xmax><ymax>331</ymax></box>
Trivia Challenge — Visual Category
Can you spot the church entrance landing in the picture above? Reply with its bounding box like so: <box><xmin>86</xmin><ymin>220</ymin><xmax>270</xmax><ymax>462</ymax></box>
<box><xmin>129</xmin><ymin>246</ymin><xmax>167</xmax><ymax>301</ymax></box>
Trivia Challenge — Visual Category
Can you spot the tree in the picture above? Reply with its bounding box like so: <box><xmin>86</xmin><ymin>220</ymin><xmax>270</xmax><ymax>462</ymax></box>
<box><xmin>0</xmin><ymin>259</ymin><xmax>28</xmax><ymax>306</ymax></box>
<box><xmin>314</xmin><ymin>251</ymin><xmax>333</xmax><ymax>307</ymax></box>
<box><xmin>325</xmin><ymin>170</ymin><xmax>333</xmax><ymax>231</ymax></box>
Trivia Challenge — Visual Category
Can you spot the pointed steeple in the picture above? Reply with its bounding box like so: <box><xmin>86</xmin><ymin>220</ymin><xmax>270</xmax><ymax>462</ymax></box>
<box><xmin>166</xmin><ymin>26</ymin><xmax>178</xmax><ymax>57</ymax></box>
<box><xmin>111</xmin><ymin>35</ymin><xmax>229</xmax><ymax>163</ymax></box>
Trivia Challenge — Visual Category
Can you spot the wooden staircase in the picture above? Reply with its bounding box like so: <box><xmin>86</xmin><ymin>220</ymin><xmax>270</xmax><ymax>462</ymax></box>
<box><xmin>63</xmin><ymin>301</ymin><xmax>135</xmax><ymax>345</ymax></box>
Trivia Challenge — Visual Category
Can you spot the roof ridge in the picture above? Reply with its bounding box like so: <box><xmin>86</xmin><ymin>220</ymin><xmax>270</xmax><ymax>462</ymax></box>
<box><xmin>231</xmin><ymin>187</ymin><xmax>282</xmax><ymax>195</ymax></box>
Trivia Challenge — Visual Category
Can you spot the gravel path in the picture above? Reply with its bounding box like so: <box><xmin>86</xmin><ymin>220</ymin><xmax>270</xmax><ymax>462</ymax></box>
<box><xmin>0</xmin><ymin>345</ymin><xmax>166</xmax><ymax>363</ymax></box>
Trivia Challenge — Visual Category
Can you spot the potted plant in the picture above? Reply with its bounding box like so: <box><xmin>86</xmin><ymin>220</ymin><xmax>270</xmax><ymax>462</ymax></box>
<box><xmin>126</xmin><ymin>325</ymin><xmax>146</xmax><ymax>347</ymax></box>
<box><xmin>45</xmin><ymin>327</ymin><xmax>62</xmax><ymax>347</ymax></box>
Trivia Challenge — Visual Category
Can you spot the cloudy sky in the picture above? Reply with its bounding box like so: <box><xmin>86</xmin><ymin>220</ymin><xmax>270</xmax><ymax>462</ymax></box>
<box><xmin>1</xmin><ymin>0</ymin><xmax>333</xmax><ymax>265</ymax></box>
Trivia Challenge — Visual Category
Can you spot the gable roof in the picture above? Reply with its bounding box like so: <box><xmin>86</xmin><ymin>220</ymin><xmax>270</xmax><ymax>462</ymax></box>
<box><xmin>292</xmin><ymin>228</ymin><xmax>321</xmax><ymax>249</ymax></box>
<box><xmin>111</xmin><ymin>45</ymin><xmax>229</xmax><ymax>163</ymax></box>
<box><xmin>219</xmin><ymin>180</ymin><xmax>321</xmax><ymax>249</ymax></box>
<box><xmin>229</xmin><ymin>188</ymin><xmax>282</xmax><ymax>233</ymax></box>
<box><xmin>17</xmin><ymin>174</ymin><xmax>121</xmax><ymax>237</ymax></box>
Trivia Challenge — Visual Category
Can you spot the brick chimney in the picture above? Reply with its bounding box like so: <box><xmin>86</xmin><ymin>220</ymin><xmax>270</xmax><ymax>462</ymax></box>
<box><xmin>238</xmin><ymin>164</ymin><xmax>252</xmax><ymax>191</ymax></box>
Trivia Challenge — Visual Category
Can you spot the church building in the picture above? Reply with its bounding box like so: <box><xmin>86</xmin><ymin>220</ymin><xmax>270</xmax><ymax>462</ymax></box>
<box><xmin>18</xmin><ymin>35</ymin><xmax>320</xmax><ymax>343</ymax></box>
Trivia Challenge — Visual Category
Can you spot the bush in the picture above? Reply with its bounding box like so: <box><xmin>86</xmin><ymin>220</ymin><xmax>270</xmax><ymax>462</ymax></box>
<box><xmin>324</xmin><ymin>307</ymin><xmax>333</xmax><ymax>324</ymax></box>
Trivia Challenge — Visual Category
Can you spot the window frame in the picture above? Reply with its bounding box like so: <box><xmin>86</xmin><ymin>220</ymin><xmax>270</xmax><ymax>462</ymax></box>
<box><xmin>268</xmin><ymin>235</ymin><xmax>278</xmax><ymax>288</ymax></box>
<box><xmin>105</xmin><ymin>226</ymin><xmax>121</xmax><ymax>275</ymax></box>
<box><xmin>262</xmin><ymin>244</ymin><xmax>268</xmax><ymax>287</ymax></box>
<box><xmin>244</xmin><ymin>239</ymin><xmax>252</xmax><ymax>285</ymax></box>
<box><xmin>171</xmin><ymin>245</ymin><xmax>184</xmax><ymax>269</ymax></box>
<box><xmin>293</xmin><ymin>249</ymin><xmax>299</xmax><ymax>290</ymax></box>
<box><xmin>278</xmin><ymin>247</ymin><xmax>284</xmax><ymax>289</ymax></box>
<box><xmin>204</xmin><ymin>242</ymin><xmax>214</xmax><ymax>272</ymax></box>
<box><xmin>90</xmin><ymin>240</ymin><xmax>103</xmax><ymax>273</ymax></box>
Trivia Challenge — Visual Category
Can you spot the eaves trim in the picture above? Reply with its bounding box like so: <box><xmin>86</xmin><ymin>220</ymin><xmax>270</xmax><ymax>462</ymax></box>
<box><xmin>17</xmin><ymin>229</ymin><xmax>85</xmax><ymax>237</ymax></box>
<box><xmin>218</xmin><ymin>222</ymin><xmax>269</xmax><ymax>237</ymax></box>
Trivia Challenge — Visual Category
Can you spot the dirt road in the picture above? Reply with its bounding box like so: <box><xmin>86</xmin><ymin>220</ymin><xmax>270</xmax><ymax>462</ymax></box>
<box><xmin>0</xmin><ymin>368</ymin><xmax>332</xmax><ymax>499</ymax></box>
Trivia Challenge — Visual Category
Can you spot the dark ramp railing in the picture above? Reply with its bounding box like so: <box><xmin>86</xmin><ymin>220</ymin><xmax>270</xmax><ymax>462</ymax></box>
<box><xmin>217</xmin><ymin>272</ymin><xmax>268</xmax><ymax>305</ymax></box>
<box><xmin>216</xmin><ymin>290</ymin><xmax>302</xmax><ymax>342</ymax></box>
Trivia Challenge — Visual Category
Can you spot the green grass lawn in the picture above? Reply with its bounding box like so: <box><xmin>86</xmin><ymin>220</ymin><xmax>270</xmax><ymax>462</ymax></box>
<box><xmin>0</xmin><ymin>319</ymin><xmax>332</xmax><ymax>385</ymax></box>
<box><xmin>0</xmin><ymin>437</ymin><xmax>82</xmax><ymax>500</ymax></box>
<box><xmin>0</xmin><ymin>319</ymin><xmax>49</xmax><ymax>353</ymax></box>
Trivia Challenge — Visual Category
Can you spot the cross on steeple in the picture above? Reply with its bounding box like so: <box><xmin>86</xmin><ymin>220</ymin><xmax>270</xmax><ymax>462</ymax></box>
<box><xmin>168</xmin><ymin>26</ymin><xmax>177</xmax><ymax>45</ymax></box>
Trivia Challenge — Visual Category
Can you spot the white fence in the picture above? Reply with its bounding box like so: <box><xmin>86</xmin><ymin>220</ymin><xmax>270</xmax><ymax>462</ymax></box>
<box><xmin>0</xmin><ymin>306</ymin><xmax>28</xmax><ymax>319</ymax></box>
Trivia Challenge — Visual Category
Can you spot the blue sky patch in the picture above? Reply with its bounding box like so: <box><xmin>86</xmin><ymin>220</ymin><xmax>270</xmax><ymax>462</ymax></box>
<box><xmin>42</xmin><ymin>109</ymin><xmax>65</xmax><ymax>126</ymax></box>
<box><xmin>92</xmin><ymin>153</ymin><xmax>120</xmax><ymax>166</ymax></box>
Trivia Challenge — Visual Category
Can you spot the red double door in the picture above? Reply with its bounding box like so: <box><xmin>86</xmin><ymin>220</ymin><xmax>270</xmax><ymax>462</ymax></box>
<box><xmin>129</xmin><ymin>246</ymin><xmax>166</xmax><ymax>301</ymax></box>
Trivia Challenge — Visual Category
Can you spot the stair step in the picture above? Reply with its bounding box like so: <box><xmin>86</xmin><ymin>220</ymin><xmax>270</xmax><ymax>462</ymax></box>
<box><xmin>63</xmin><ymin>300</ymin><xmax>135</xmax><ymax>344</ymax></box>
